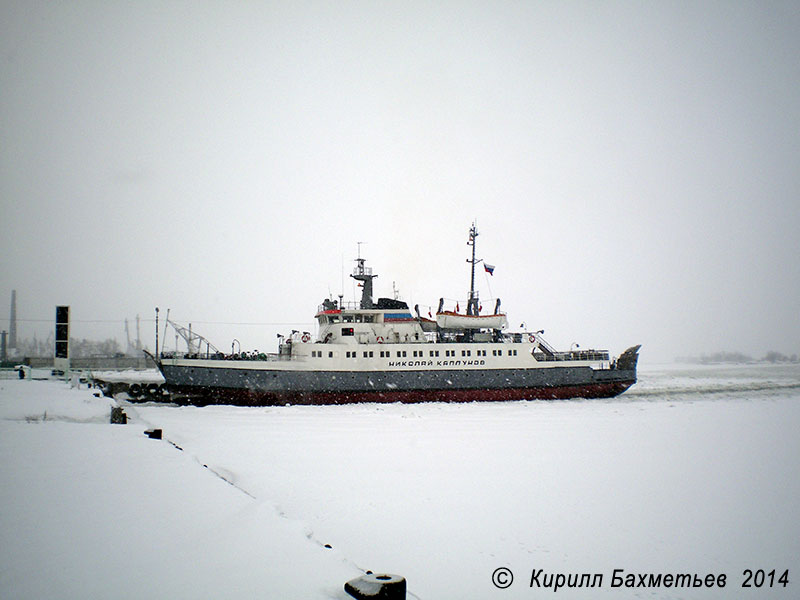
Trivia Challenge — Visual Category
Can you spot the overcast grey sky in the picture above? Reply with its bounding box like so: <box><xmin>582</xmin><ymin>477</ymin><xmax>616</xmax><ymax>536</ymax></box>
<box><xmin>2</xmin><ymin>1</ymin><xmax>799</xmax><ymax>363</ymax></box>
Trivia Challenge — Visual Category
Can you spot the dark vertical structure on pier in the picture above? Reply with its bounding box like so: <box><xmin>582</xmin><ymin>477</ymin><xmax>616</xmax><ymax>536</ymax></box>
<box><xmin>55</xmin><ymin>306</ymin><xmax>69</xmax><ymax>360</ymax></box>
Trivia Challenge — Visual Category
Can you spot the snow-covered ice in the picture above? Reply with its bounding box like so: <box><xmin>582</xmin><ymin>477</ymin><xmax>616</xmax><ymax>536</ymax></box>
<box><xmin>0</xmin><ymin>380</ymin><xmax>355</xmax><ymax>599</ymax></box>
<box><xmin>2</xmin><ymin>364</ymin><xmax>799</xmax><ymax>599</ymax></box>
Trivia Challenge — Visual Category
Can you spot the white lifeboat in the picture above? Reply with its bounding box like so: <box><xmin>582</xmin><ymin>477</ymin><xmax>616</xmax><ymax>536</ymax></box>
<box><xmin>435</xmin><ymin>311</ymin><xmax>508</xmax><ymax>330</ymax></box>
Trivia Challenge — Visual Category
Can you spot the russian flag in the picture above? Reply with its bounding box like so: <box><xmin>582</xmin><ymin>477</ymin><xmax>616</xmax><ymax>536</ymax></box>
<box><xmin>484</xmin><ymin>263</ymin><xmax>495</xmax><ymax>275</ymax></box>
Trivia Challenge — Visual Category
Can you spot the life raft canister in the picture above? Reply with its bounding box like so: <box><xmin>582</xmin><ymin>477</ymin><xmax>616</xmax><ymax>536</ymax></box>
<box><xmin>301</xmin><ymin>333</ymin><xmax>310</xmax><ymax>343</ymax></box>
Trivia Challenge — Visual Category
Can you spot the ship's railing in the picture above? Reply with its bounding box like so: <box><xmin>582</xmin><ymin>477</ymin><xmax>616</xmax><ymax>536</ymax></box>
<box><xmin>160</xmin><ymin>351</ymin><xmax>288</xmax><ymax>362</ymax></box>
<box><xmin>436</xmin><ymin>295</ymin><xmax>506</xmax><ymax>315</ymax></box>
<box><xmin>533</xmin><ymin>350</ymin><xmax>610</xmax><ymax>362</ymax></box>
<box><xmin>317</xmin><ymin>300</ymin><xmax>361</xmax><ymax>313</ymax></box>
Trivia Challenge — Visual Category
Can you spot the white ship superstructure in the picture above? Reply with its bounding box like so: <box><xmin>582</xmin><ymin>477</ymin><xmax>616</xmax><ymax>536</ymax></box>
<box><xmin>155</xmin><ymin>225</ymin><xmax>639</xmax><ymax>405</ymax></box>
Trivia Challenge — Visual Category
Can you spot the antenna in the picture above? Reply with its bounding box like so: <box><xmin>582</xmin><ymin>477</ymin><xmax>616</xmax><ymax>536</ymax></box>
<box><xmin>466</xmin><ymin>222</ymin><xmax>483</xmax><ymax>316</ymax></box>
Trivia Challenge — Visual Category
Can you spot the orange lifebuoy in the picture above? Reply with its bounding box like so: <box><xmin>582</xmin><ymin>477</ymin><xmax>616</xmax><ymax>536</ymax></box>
<box><xmin>528</xmin><ymin>334</ymin><xmax>536</xmax><ymax>343</ymax></box>
<box><xmin>376</xmin><ymin>336</ymin><xmax>384</xmax><ymax>344</ymax></box>
<box><xmin>301</xmin><ymin>334</ymin><xmax>310</xmax><ymax>343</ymax></box>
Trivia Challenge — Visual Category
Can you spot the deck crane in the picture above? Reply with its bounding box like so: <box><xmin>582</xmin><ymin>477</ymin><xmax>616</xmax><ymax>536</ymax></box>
<box><xmin>167</xmin><ymin>319</ymin><xmax>221</xmax><ymax>356</ymax></box>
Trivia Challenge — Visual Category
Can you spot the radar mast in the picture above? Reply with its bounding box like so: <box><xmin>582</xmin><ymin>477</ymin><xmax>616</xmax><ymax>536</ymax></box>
<box><xmin>350</xmin><ymin>242</ymin><xmax>377</xmax><ymax>309</ymax></box>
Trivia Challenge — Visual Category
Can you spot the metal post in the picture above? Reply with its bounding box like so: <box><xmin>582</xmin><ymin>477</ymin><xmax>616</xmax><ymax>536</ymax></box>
<box><xmin>155</xmin><ymin>307</ymin><xmax>159</xmax><ymax>358</ymax></box>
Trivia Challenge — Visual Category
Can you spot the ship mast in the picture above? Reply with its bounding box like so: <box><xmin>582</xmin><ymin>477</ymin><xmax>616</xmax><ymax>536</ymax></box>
<box><xmin>466</xmin><ymin>222</ymin><xmax>482</xmax><ymax>316</ymax></box>
<box><xmin>351</xmin><ymin>242</ymin><xmax>376</xmax><ymax>309</ymax></box>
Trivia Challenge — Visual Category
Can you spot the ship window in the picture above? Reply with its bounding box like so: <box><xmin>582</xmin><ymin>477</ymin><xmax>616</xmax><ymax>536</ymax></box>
<box><xmin>341</xmin><ymin>327</ymin><xmax>354</xmax><ymax>336</ymax></box>
<box><xmin>343</xmin><ymin>315</ymin><xmax>354</xmax><ymax>323</ymax></box>
<box><xmin>363</xmin><ymin>315</ymin><xmax>375</xmax><ymax>323</ymax></box>
<box><xmin>329</xmin><ymin>315</ymin><xmax>340</xmax><ymax>323</ymax></box>
<box><xmin>462</xmin><ymin>350</ymin><xmax>471</xmax><ymax>357</ymax></box>
<box><xmin>396</xmin><ymin>351</ymin><xmax>407</xmax><ymax>358</ymax></box>
<box><xmin>328</xmin><ymin>351</ymin><xmax>333</xmax><ymax>358</ymax></box>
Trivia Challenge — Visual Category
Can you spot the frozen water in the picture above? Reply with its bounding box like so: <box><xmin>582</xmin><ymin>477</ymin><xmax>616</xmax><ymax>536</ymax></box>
<box><xmin>2</xmin><ymin>363</ymin><xmax>799</xmax><ymax>599</ymax></box>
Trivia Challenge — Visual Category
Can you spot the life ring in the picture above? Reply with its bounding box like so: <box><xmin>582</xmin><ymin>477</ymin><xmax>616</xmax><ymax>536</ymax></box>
<box><xmin>376</xmin><ymin>336</ymin><xmax>384</xmax><ymax>344</ymax></box>
<box><xmin>301</xmin><ymin>333</ymin><xmax>310</xmax><ymax>343</ymax></box>
<box><xmin>528</xmin><ymin>334</ymin><xmax>536</xmax><ymax>343</ymax></box>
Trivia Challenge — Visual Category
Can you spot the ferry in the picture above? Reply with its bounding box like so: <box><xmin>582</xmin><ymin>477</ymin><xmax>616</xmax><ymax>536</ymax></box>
<box><xmin>154</xmin><ymin>225</ymin><xmax>640</xmax><ymax>405</ymax></box>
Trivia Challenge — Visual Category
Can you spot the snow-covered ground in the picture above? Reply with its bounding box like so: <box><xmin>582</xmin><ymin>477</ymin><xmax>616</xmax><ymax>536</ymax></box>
<box><xmin>2</xmin><ymin>363</ymin><xmax>799</xmax><ymax>599</ymax></box>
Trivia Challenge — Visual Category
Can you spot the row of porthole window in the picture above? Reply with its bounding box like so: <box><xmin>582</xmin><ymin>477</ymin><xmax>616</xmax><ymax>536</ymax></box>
<box><xmin>311</xmin><ymin>348</ymin><xmax>519</xmax><ymax>359</ymax></box>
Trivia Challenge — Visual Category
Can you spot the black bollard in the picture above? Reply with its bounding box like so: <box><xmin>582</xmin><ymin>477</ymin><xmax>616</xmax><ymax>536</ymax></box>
<box><xmin>344</xmin><ymin>573</ymin><xmax>406</xmax><ymax>600</ymax></box>
<box><xmin>110</xmin><ymin>407</ymin><xmax>127</xmax><ymax>424</ymax></box>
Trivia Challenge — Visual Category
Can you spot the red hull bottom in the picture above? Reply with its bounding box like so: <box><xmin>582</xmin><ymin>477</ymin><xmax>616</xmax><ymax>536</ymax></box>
<box><xmin>168</xmin><ymin>380</ymin><xmax>636</xmax><ymax>407</ymax></box>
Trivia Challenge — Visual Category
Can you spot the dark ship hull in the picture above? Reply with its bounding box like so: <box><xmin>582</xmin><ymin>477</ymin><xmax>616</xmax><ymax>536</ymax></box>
<box><xmin>157</xmin><ymin>345</ymin><xmax>640</xmax><ymax>406</ymax></box>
